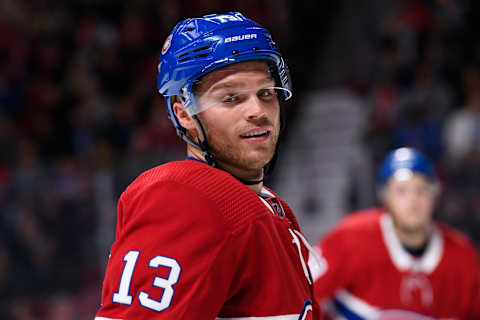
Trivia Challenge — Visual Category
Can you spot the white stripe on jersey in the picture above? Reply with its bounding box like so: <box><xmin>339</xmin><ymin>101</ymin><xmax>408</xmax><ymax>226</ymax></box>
<box><xmin>335</xmin><ymin>289</ymin><xmax>440</xmax><ymax>320</ymax></box>
<box><xmin>95</xmin><ymin>317</ymin><xmax>123</xmax><ymax>320</ymax></box>
<box><xmin>260</xmin><ymin>187</ymin><xmax>275</xmax><ymax>198</ymax></box>
<box><xmin>217</xmin><ymin>315</ymin><xmax>300</xmax><ymax>320</ymax></box>
<box><xmin>335</xmin><ymin>289</ymin><xmax>380</xmax><ymax>318</ymax></box>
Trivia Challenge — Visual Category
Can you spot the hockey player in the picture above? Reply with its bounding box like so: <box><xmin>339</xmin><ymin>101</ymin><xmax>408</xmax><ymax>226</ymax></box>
<box><xmin>308</xmin><ymin>147</ymin><xmax>480</xmax><ymax>319</ymax></box>
<box><xmin>95</xmin><ymin>12</ymin><xmax>320</xmax><ymax>320</ymax></box>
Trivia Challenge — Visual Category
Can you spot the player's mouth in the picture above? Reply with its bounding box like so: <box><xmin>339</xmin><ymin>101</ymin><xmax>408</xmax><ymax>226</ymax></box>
<box><xmin>240</xmin><ymin>129</ymin><xmax>270</xmax><ymax>140</ymax></box>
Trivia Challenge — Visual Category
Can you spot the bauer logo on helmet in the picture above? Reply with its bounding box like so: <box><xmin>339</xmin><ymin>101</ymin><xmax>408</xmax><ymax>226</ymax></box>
<box><xmin>224</xmin><ymin>33</ymin><xmax>257</xmax><ymax>43</ymax></box>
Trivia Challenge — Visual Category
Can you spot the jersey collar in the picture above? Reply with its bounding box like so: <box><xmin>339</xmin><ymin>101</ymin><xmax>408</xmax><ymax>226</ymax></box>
<box><xmin>380</xmin><ymin>213</ymin><xmax>443</xmax><ymax>274</ymax></box>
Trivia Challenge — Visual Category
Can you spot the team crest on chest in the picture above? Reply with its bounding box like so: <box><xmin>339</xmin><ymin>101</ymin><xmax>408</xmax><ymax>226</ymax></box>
<box><xmin>400</xmin><ymin>273</ymin><xmax>433</xmax><ymax>308</ymax></box>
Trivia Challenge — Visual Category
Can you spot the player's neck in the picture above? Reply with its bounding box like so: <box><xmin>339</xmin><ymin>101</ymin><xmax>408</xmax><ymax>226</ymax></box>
<box><xmin>186</xmin><ymin>148</ymin><xmax>264</xmax><ymax>194</ymax></box>
<box><xmin>393</xmin><ymin>223</ymin><xmax>432</xmax><ymax>251</ymax></box>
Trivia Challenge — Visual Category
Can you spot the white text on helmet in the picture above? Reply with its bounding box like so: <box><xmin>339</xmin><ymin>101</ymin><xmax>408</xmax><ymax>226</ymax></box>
<box><xmin>278</xmin><ymin>57</ymin><xmax>289</xmax><ymax>88</ymax></box>
<box><xmin>203</xmin><ymin>13</ymin><xmax>245</xmax><ymax>24</ymax></box>
<box><xmin>224</xmin><ymin>33</ymin><xmax>257</xmax><ymax>43</ymax></box>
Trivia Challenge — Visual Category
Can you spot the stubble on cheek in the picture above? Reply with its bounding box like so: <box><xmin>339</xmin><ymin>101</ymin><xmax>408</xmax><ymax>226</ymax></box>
<box><xmin>208</xmin><ymin>123</ymin><xmax>279</xmax><ymax>170</ymax></box>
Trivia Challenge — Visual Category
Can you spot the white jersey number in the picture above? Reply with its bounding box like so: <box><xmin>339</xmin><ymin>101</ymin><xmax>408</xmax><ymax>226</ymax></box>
<box><xmin>112</xmin><ymin>250</ymin><xmax>181</xmax><ymax>312</ymax></box>
<box><xmin>113</xmin><ymin>250</ymin><xmax>140</xmax><ymax>305</ymax></box>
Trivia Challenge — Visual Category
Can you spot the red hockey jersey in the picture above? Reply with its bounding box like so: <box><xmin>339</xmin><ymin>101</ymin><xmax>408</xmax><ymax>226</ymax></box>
<box><xmin>95</xmin><ymin>160</ymin><xmax>320</xmax><ymax>320</ymax></box>
<box><xmin>309</xmin><ymin>209</ymin><xmax>480</xmax><ymax>320</ymax></box>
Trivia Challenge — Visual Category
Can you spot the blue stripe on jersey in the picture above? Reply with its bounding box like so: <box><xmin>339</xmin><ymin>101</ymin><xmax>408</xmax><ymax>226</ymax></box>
<box><xmin>334</xmin><ymin>299</ymin><xmax>366</xmax><ymax>320</ymax></box>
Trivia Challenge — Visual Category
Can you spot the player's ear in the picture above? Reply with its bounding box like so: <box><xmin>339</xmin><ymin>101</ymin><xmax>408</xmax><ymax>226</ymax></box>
<box><xmin>173</xmin><ymin>101</ymin><xmax>196</xmax><ymax>131</ymax></box>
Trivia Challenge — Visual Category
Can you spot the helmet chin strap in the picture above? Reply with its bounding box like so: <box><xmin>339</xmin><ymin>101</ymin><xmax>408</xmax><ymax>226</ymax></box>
<box><xmin>192</xmin><ymin>115</ymin><xmax>217</xmax><ymax>168</ymax></box>
<box><xmin>180</xmin><ymin>114</ymin><xmax>264</xmax><ymax>186</ymax></box>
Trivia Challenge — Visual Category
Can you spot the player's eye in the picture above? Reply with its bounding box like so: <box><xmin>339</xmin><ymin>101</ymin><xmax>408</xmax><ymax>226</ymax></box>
<box><xmin>257</xmin><ymin>88</ymin><xmax>277</xmax><ymax>100</ymax></box>
<box><xmin>392</xmin><ymin>185</ymin><xmax>407</xmax><ymax>196</ymax></box>
<box><xmin>221</xmin><ymin>94</ymin><xmax>238</xmax><ymax>103</ymax></box>
<box><xmin>414</xmin><ymin>185</ymin><xmax>431</xmax><ymax>196</ymax></box>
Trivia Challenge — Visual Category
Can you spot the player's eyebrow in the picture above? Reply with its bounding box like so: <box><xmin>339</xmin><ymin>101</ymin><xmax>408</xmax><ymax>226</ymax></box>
<box><xmin>208</xmin><ymin>77</ymin><xmax>275</xmax><ymax>94</ymax></box>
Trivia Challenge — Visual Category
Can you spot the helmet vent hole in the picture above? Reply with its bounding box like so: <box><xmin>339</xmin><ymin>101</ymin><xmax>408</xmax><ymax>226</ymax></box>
<box><xmin>194</xmin><ymin>53</ymin><xmax>209</xmax><ymax>58</ymax></box>
<box><xmin>232</xmin><ymin>50</ymin><xmax>239</xmax><ymax>55</ymax></box>
<box><xmin>187</xmin><ymin>27</ymin><xmax>195</xmax><ymax>31</ymax></box>
<box><xmin>193</xmin><ymin>45</ymin><xmax>211</xmax><ymax>52</ymax></box>
<box><xmin>253</xmin><ymin>47</ymin><xmax>258</xmax><ymax>52</ymax></box>
<box><xmin>179</xmin><ymin>57</ymin><xmax>191</xmax><ymax>62</ymax></box>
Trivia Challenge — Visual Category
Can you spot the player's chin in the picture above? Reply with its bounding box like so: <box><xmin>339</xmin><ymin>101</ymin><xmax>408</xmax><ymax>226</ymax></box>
<box><xmin>407</xmin><ymin>211</ymin><xmax>431</xmax><ymax>224</ymax></box>
<box><xmin>242</xmin><ymin>151</ymin><xmax>275</xmax><ymax>169</ymax></box>
<box><xmin>402</xmin><ymin>217</ymin><xmax>430</xmax><ymax>232</ymax></box>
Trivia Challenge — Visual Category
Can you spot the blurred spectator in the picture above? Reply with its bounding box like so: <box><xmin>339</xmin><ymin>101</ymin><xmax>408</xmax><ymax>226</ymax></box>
<box><xmin>444</xmin><ymin>64</ymin><xmax>480</xmax><ymax>168</ymax></box>
<box><xmin>390</xmin><ymin>97</ymin><xmax>444</xmax><ymax>161</ymax></box>
<box><xmin>440</xmin><ymin>64</ymin><xmax>480</xmax><ymax>246</ymax></box>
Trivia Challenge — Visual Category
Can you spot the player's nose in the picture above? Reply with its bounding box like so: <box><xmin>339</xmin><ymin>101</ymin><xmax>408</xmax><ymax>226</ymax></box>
<box><xmin>245</xmin><ymin>95</ymin><xmax>266</xmax><ymax>120</ymax></box>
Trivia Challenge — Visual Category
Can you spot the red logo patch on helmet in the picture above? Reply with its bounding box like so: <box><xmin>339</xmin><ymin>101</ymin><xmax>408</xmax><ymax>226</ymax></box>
<box><xmin>162</xmin><ymin>34</ymin><xmax>173</xmax><ymax>55</ymax></box>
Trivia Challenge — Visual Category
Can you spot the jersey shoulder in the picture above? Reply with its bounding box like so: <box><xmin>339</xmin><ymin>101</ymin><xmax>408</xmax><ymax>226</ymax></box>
<box><xmin>319</xmin><ymin>208</ymin><xmax>384</xmax><ymax>254</ymax></box>
<box><xmin>121</xmin><ymin>160</ymin><xmax>265</xmax><ymax>235</ymax></box>
<box><xmin>437</xmin><ymin>222</ymin><xmax>479</xmax><ymax>262</ymax></box>
<box><xmin>333</xmin><ymin>208</ymin><xmax>384</xmax><ymax>234</ymax></box>
<box><xmin>124</xmin><ymin>160</ymin><xmax>228</xmax><ymax>194</ymax></box>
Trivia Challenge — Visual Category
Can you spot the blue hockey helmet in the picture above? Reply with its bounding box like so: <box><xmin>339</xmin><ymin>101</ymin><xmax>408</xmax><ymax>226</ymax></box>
<box><xmin>377</xmin><ymin>147</ymin><xmax>436</xmax><ymax>186</ymax></box>
<box><xmin>157</xmin><ymin>12</ymin><xmax>292</xmax><ymax>132</ymax></box>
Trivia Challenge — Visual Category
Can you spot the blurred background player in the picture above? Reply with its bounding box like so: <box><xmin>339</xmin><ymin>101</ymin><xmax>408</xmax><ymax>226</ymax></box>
<box><xmin>308</xmin><ymin>147</ymin><xmax>480</xmax><ymax>319</ymax></box>
<box><xmin>95</xmin><ymin>12</ymin><xmax>320</xmax><ymax>319</ymax></box>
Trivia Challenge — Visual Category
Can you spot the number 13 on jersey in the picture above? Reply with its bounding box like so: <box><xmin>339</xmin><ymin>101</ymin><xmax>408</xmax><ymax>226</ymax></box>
<box><xmin>112</xmin><ymin>250</ymin><xmax>182</xmax><ymax>312</ymax></box>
